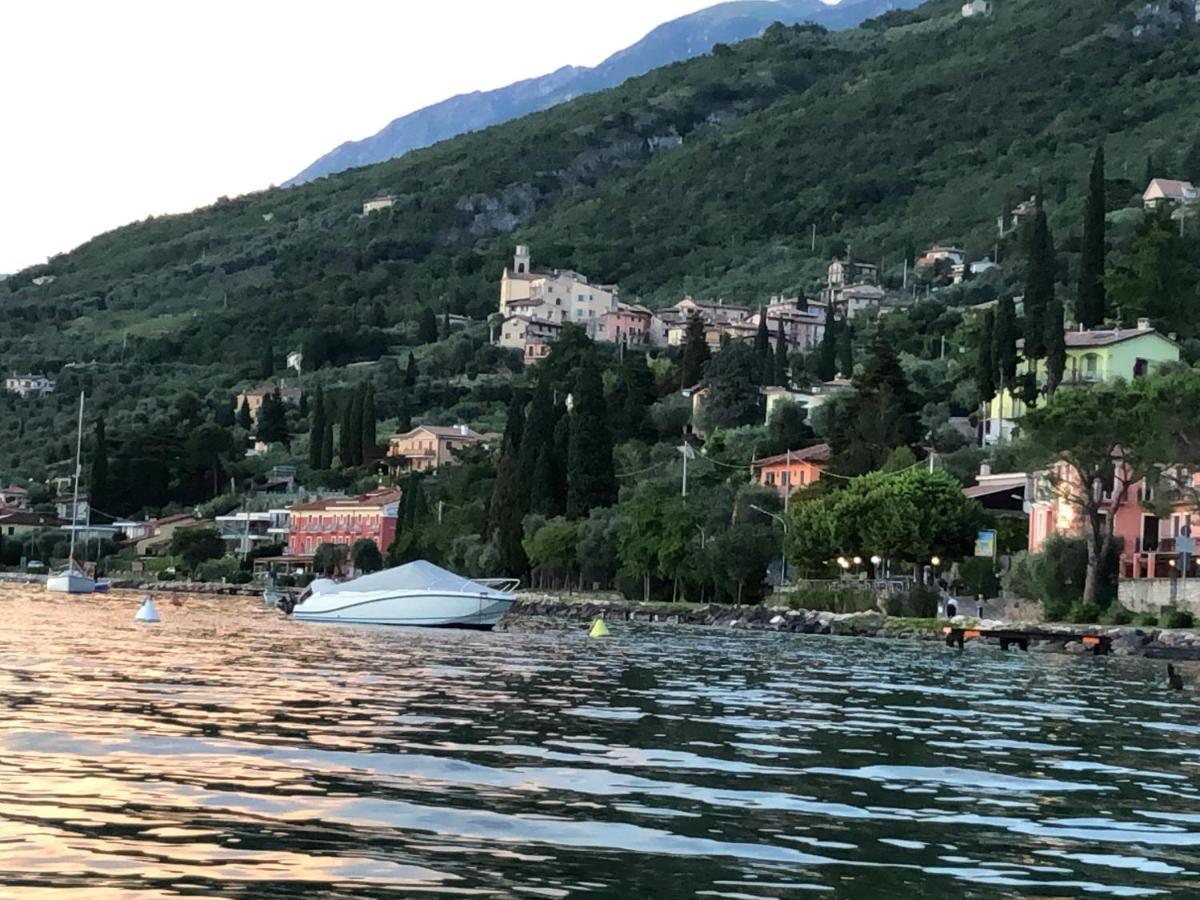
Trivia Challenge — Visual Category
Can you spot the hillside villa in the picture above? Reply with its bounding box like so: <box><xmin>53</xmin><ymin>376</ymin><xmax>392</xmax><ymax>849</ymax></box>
<box><xmin>983</xmin><ymin>321</ymin><xmax>1179</xmax><ymax>444</ymax></box>
<box><xmin>362</xmin><ymin>194</ymin><xmax>396</xmax><ymax>215</ymax></box>
<box><xmin>4</xmin><ymin>373</ymin><xmax>56</xmax><ymax>398</ymax></box>
<box><xmin>236</xmin><ymin>384</ymin><xmax>304</xmax><ymax>422</ymax></box>
<box><xmin>0</xmin><ymin>510</ymin><xmax>65</xmax><ymax>537</ymax></box>
<box><xmin>755</xmin><ymin>444</ymin><xmax>831</xmax><ymax>499</ymax></box>
<box><xmin>0</xmin><ymin>484</ymin><xmax>30</xmax><ymax>509</ymax></box>
<box><xmin>386</xmin><ymin>425</ymin><xmax>490</xmax><ymax>474</ymax></box>
<box><xmin>286</xmin><ymin>487</ymin><xmax>402</xmax><ymax>559</ymax></box>
<box><xmin>1143</xmin><ymin>178</ymin><xmax>1197</xmax><ymax>209</ymax></box>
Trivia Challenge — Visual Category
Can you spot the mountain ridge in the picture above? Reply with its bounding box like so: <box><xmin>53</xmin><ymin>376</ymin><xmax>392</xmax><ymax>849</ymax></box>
<box><xmin>284</xmin><ymin>0</ymin><xmax>916</xmax><ymax>186</ymax></box>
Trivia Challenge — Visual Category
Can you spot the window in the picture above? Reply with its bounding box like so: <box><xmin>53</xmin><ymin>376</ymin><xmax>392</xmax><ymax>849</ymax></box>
<box><xmin>765</xmin><ymin>473</ymin><xmax>775</xmax><ymax>486</ymax></box>
<box><xmin>1083</xmin><ymin>353</ymin><xmax>1100</xmax><ymax>380</ymax></box>
<box><xmin>1134</xmin><ymin>357</ymin><xmax>1149</xmax><ymax>377</ymax></box>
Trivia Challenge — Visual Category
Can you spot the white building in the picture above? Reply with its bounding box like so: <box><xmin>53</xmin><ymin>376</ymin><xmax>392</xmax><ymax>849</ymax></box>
<box><xmin>497</xmin><ymin>245</ymin><xmax>619</xmax><ymax>339</ymax></box>
<box><xmin>362</xmin><ymin>194</ymin><xmax>396</xmax><ymax>215</ymax></box>
<box><xmin>4</xmin><ymin>373</ymin><xmax>56</xmax><ymax>398</ymax></box>
<box><xmin>961</xmin><ymin>0</ymin><xmax>990</xmax><ymax>16</ymax></box>
<box><xmin>1143</xmin><ymin>178</ymin><xmax>1197</xmax><ymax>209</ymax></box>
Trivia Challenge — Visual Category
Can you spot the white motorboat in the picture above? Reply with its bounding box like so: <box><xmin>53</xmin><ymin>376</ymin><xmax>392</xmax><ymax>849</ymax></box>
<box><xmin>262</xmin><ymin>587</ymin><xmax>288</xmax><ymax>608</ymax></box>
<box><xmin>47</xmin><ymin>392</ymin><xmax>97</xmax><ymax>596</ymax></box>
<box><xmin>287</xmin><ymin>560</ymin><xmax>518</xmax><ymax>630</ymax></box>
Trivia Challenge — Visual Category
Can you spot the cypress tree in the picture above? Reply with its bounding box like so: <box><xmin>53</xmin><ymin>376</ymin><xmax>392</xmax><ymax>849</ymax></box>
<box><xmin>491</xmin><ymin>448</ymin><xmax>529</xmax><ymax>577</ymax></box>
<box><xmin>521</xmin><ymin>382</ymin><xmax>556</xmax><ymax>485</ymax></box>
<box><xmin>1044</xmin><ymin>295</ymin><xmax>1066</xmax><ymax>396</ymax></box>
<box><xmin>679</xmin><ymin>314</ymin><xmax>711</xmax><ymax>389</ymax></box>
<box><xmin>1076</xmin><ymin>144</ymin><xmax>1107</xmax><ymax>329</ymax></box>
<box><xmin>529</xmin><ymin>445</ymin><xmax>558</xmax><ymax>517</ymax></box>
<box><xmin>975</xmin><ymin>309</ymin><xmax>997</xmax><ymax>405</ymax></box>
<box><xmin>90</xmin><ymin>417</ymin><xmax>110</xmax><ymax>514</ymax></box>
<box><xmin>348</xmin><ymin>384</ymin><xmax>365</xmax><ymax>466</ymax></box>
<box><xmin>754</xmin><ymin>310</ymin><xmax>772</xmax><ymax>384</ymax></box>
<box><xmin>361</xmin><ymin>382</ymin><xmax>377</xmax><ymax>462</ymax></box>
<box><xmin>338</xmin><ymin>395</ymin><xmax>354</xmax><ymax>468</ymax></box>
<box><xmin>320</xmin><ymin>414</ymin><xmax>334</xmax><ymax>470</ymax></box>
<box><xmin>836</xmin><ymin>321</ymin><xmax>854</xmax><ymax>378</ymax></box>
<box><xmin>1022</xmin><ymin>196</ymin><xmax>1055</xmax><ymax>361</ymax></box>
<box><xmin>236</xmin><ymin>397</ymin><xmax>252</xmax><ymax>430</ymax></box>
<box><xmin>258</xmin><ymin>387</ymin><xmax>289</xmax><ymax>446</ymax></box>
<box><xmin>816</xmin><ymin>317</ymin><xmax>838</xmax><ymax>381</ymax></box>
<box><xmin>502</xmin><ymin>393</ymin><xmax>525</xmax><ymax>459</ymax></box>
<box><xmin>309</xmin><ymin>385</ymin><xmax>326</xmax><ymax>469</ymax></box>
<box><xmin>405</xmin><ymin>353</ymin><xmax>418</xmax><ymax>387</ymax></box>
<box><xmin>993</xmin><ymin>296</ymin><xmax>1020</xmax><ymax>390</ymax></box>
<box><xmin>773</xmin><ymin>319</ymin><xmax>789</xmax><ymax>387</ymax></box>
<box><xmin>567</xmin><ymin>362</ymin><xmax>617</xmax><ymax>518</ymax></box>
<box><xmin>214</xmin><ymin>395</ymin><xmax>235</xmax><ymax>428</ymax></box>
<box><xmin>417</xmin><ymin>307</ymin><xmax>439</xmax><ymax>344</ymax></box>
<box><xmin>259</xmin><ymin>341</ymin><xmax>274</xmax><ymax>379</ymax></box>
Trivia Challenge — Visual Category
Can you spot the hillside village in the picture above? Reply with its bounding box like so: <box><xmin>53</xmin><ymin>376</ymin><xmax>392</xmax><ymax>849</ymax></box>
<box><xmin>5</xmin><ymin>0</ymin><xmax>1200</xmax><ymax>626</ymax></box>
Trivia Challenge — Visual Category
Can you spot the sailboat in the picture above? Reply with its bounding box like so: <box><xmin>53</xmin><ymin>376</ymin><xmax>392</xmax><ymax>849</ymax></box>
<box><xmin>46</xmin><ymin>392</ymin><xmax>97</xmax><ymax>595</ymax></box>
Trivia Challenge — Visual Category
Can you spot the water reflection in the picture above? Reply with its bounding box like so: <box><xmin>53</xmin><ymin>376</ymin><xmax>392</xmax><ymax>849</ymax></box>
<box><xmin>0</xmin><ymin>585</ymin><xmax>1197</xmax><ymax>897</ymax></box>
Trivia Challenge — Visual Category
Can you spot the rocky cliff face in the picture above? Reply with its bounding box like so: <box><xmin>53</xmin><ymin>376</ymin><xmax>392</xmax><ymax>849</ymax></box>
<box><xmin>284</xmin><ymin>0</ymin><xmax>917</xmax><ymax>186</ymax></box>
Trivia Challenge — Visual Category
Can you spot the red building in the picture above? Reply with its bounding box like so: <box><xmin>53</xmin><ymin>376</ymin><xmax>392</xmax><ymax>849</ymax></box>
<box><xmin>287</xmin><ymin>488</ymin><xmax>402</xmax><ymax>558</ymax></box>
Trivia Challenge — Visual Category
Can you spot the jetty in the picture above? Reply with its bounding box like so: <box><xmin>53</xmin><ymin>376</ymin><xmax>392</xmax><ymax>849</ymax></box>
<box><xmin>944</xmin><ymin>626</ymin><xmax>1113</xmax><ymax>655</ymax></box>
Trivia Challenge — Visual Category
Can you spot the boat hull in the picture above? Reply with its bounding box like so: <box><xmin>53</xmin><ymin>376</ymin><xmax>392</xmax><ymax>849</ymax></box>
<box><xmin>46</xmin><ymin>573</ymin><xmax>97</xmax><ymax>594</ymax></box>
<box><xmin>292</xmin><ymin>589</ymin><xmax>515</xmax><ymax>630</ymax></box>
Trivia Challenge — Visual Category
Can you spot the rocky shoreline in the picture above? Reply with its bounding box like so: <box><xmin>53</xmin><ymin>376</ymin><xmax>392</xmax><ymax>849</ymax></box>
<box><xmin>511</xmin><ymin>594</ymin><xmax>1200</xmax><ymax>660</ymax></box>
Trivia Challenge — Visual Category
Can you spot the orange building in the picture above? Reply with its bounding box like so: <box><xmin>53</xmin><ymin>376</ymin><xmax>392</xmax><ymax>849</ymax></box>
<box><xmin>755</xmin><ymin>444</ymin><xmax>830</xmax><ymax>498</ymax></box>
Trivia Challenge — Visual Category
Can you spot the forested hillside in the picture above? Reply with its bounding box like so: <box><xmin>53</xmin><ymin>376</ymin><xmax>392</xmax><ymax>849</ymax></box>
<box><xmin>3</xmin><ymin>0</ymin><xmax>1199</xmax><ymax>487</ymax></box>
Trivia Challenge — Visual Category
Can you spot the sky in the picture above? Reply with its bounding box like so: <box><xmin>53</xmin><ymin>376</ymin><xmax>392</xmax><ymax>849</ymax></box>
<box><xmin>0</xmin><ymin>0</ymin><xmax>765</xmax><ymax>275</ymax></box>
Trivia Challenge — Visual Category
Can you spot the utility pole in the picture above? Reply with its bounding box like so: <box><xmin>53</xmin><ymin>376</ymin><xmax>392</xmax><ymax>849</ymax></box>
<box><xmin>784</xmin><ymin>448</ymin><xmax>792</xmax><ymax>514</ymax></box>
<box><xmin>679</xmin><ymin>443</ymin><xmax>695</xmax><ymax>497</ymax></box>
<box><xmin>811</xmin><ymin>224</ymin><xmax>816</xmax><ymax>252</ymax></box>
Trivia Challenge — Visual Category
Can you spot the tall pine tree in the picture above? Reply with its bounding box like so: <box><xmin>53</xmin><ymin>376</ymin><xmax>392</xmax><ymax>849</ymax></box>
<box><xmin>993</xmin><ymin>296</ymin><xmax>1020</xmax><ymax>391</ymax></box>
<box><xmin>361</xmin><ymin>383</ymin><xmax>377</xmax><ymax>462</ymax></box>
<box><xmin>1023</xmin><ymin>195</ymin><xmax>1055</xmax><ymax>361</ymax></box>
<box><xmin>320</xmin><ymin>414</ymin><xmax>334</xmax><ymax>470</ymax></box>
<box><xmin>309</xmin><ymin>385</ymin><xmax>326</xmax><ymax>469</ymax></box>
<box><xmin>567</xmin><ymin>362</ymin><xmax>617</xmax><ymax>518</ymax></box>
<box><xmin>679</xmin><ymin>314</ymin><xmax>710</xmax><ymax>389</ymax></box>
<box><xmin>975</xmin><ymin>309</ymin><xmax>997</xmax><ymax>406</ymax></box>
<box><xmin>348</xmin><ymin>383</ymin><xmax>366</xmax><ymax>466</ymax></box>
<box><xmin>773</xmin><ymin>319</ymin><xmax>789</xmax><ymax>387</ymax></box>
<box><xmin>338</xmin><ymin>395</ymin><xmax>354</xmax><ymax>468</ymax></box>
<box><xmin>836</xmin><ymin>321</ymin><xmax>854</xmax><ymax>378</ymax></box>
<box><xmin>1044</xmin><ymin>295</ymin><xmax>1066</xmax><ymax>396</ymax></box>
<box><xmin>1076</xmin><ymin>144</ymin><xmax>1107</xmax><ymax>328</ymax></box>
<box><xmin>236</xmin><ymin>397</ymin><xmax>252</xmax><ymax>430</ymax></box>
<box><xmin>816</xmin><ymin>317</ymin><xmax>839</xmax><ymax>381</ymax></box>
<box><xmin>405</xmin><ymin>352</ymin><xmax>418</xmax><ymax>387</ymax></box>
<box><xmin>90</xmin><ymin>417</ymin><xmax>110</xmax><ymax>515</ymax></box>
<box><xmin>754</xmin><ymin>310</ymin><xmax>772</xmax><ymax>384</ymax></box>
<box><xmin>258</xmin><ymin>387</ymin><xmax>289</xmax><ymax>446</ymax></box>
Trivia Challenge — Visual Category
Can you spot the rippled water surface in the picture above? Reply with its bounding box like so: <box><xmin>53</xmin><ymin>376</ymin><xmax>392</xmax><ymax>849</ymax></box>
<box><xmin>1</xmin><ymin>586</ymin><xmax>1198</xmax><ymax>897</ymax></box>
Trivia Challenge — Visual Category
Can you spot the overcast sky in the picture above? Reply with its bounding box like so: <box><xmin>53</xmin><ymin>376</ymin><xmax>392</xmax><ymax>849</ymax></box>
<box><xmin>0</xmin><ymin>0</ymin><xmax>781</xmax><ymax>275</ymax></box>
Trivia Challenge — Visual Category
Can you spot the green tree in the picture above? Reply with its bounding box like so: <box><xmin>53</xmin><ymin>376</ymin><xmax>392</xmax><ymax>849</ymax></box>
<box><xmin>351</xmin><ymin>538</ymin><xmax>384</xmax><ymax>574</ymax></box>
<box><xmin>1107</xmin><ymin>207</ymin><xmax>1198</xmax><ymax>336</ymax></box>
<box><xmin>405</xmin><ymin>352</ymin><xmax>418</xmax><ymax>387</ymax></box>
<box><xmin>773</xmin><ymin>319</ymin><xmax>789</xmax><ymax>387</ymax></box>
<box><xmin>698</xmin><ymin>341</ymin><xmax>762</xmax><ymax>431</ymax></box>
<box><xmin>567</xmin><ymin>362</ymin><xmax>617</xmax><ymax>518</ymax></box>
<box><xmin>975</xmin><ymin>309</ymin><xmax>996</xmax><ymax>405</ymax></box>
<box><xmin>709</xmin><ymin>523</ymin><xmax>777</xmax><ymax>604</ymax></box>
<box><xmin>348</xmin><ymin>383</ymin><xmax>365</xmax><ymax>466</ymax></box>
<box><xmin>170</xmin><ymin>527</ymin><xmax>225</xmax><ymax>575</ymax></box>
<box><xmin>417</xmin><ymin>307</ymin><xmax>439</xmax><ymax>343</ymax></box>
<box><xmin>1022</xmin><ymin>196</ymin><xmax>1055</xmax><ymax>361</ymax></box>
<box><xmin>1076</xmin><ymin>144</ymin><xmax>1107</xmax><ymax>328</ymax></box>
<box><xmin>836</xmin><ymin>320</ymin><xmax>854</xmax><ymax>377</ymax></box>
<box><xmin>754</xmin><ymin>310</ymin><xmax>772</xmax><ymax>384</ymax></box>
<box><xmin>259</xmin><ymin>341</ymin><xmax>275</xmax><ymax>379</ymax></box>
<box><xmin>828</xmin><ymin>332</ymin><xmax>919</xmax><ymax>476</ymax></box>
<box><xmin>257</xmin><ymin>387</ymin><xmax>289</xmax><ymax>446</ymax></box>
<box><xmin>763</xmin><ymin>400</ymin><xmax>813</xmax><ymax>456</ymax></box>
<box><xmin>1021</xmin><ymin>373</ymin><xmax>1200</xmax><ymax>604</ymax></box>
<box><xmin>1044</xmin><ymin>294</ymin><xmax>1066</xmax><ymax>395</ymax></box>
<box><xmin>338</xmin><ymin>395</ymin><xmax>354</xmax><ymax>468</ymax></box>
<box><xmin>609</xmin><ymin>353</ymin><xmax>656</xmax><ymax>444</ymax></box>
<box><xmin>491</xmin><ymin>446</ymin><xmax>528</xmax><ymax>576</ymax></box>
<box><xmin>90</xmin><ymin>417</ymin><xmax>110</xmax><ymax>515</ymax></box>
<box><xmin>320</xmin><ymin>414</ymin><xmax>334</xmax><ymax>470</ymax></box>
<box><xmin>235</xmin><ymin>398</ymin><xmax>252</xmax><ymax>431</ymax></box>
<box><xmin>361</xmin><ymin>382</ymin><xmax>377</xmax><ymax>461</ymax></box>
<box><xmin>186</xmin><ymin>422</ymin><xmax>235</xmax><ymax>497</ymax></box>
<box><xmin>523</xmin><ymin>517</ymin><xmax>579</xmax><ymax>589</ymax></box>
<box><xmin>993</xmin><ymin>296</ymin><xmax>1019</xmax><ymax>390</ymax></box>
<box><xmin>309</xmin><ymin>385</ymin><xmax>326</xmax><ymax>469</ymax></box>
<box><xmin>313</xmin><ymin>542</ymin><xmax>349</xmax><ymax>577</ymax></box>
<box><xmin>816</xmin><ymin>317</ymin><xmax>838</xmax><ymax>381</ymax></box>
<box><xmin>679</xmin><ymin>314</ymin><xmax>710</xmax><ymax>389</ymax></box>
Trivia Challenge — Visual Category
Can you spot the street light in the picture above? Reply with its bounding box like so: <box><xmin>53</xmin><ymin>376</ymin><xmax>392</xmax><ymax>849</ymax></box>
<box><xmin>750</xmin><ymin>504</ymin><xmax>789</xmax><ymax>584</ymax></box>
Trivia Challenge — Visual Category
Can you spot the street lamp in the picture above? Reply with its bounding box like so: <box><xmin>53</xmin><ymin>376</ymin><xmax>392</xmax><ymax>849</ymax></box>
<box><xmin>750</xmin><ymin>504</ymin><xmax>789</xmax><ymax>584</ymax></box>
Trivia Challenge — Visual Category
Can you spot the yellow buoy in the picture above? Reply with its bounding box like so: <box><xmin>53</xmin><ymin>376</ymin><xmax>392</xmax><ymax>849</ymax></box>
<box><xmin>589</xmin><ymin>618</ymin><xmax>610</xmax><ymax>638</ymax></box>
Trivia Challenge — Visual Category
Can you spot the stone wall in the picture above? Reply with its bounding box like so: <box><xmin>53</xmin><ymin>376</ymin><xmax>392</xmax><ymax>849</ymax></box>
<box><xmin>1119</xmin><ymin>579</ymin><xmax>1200</xmax><ymax>617</ymax></box>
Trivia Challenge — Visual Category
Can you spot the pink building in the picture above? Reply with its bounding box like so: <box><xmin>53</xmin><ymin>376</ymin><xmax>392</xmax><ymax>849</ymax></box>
<box><xmin>598</xmin><ymin>305</ymin><xmax>652</xmax><ymax>344</ymax></box>
<box><xmin>1028</xmin><ymin>462</ymin><xmax>1200</xmax><ymax>579</ymax></box>
<box><xmin>287</xmin><ymin>488</ymin><xmax>402</xmax><ymax>559</ymax></box>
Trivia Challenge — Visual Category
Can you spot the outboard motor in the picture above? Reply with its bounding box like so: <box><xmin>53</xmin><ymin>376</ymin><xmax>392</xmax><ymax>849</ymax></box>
<box><xmin>279</xmin><ymin>594</ymin><xmax>296</xmax><ymax>615</ymax></box>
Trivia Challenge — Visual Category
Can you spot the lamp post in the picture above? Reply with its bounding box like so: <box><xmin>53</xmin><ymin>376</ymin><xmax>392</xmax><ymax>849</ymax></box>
<box><xmin>750</xmin><ymin>504</ymin><xmax>789</xmax><ymax>584</ymax></box>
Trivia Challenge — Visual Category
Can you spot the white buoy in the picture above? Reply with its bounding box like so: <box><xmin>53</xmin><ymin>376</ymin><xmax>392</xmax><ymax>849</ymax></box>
<box><xmin>135</xmin><ymin>596</ymin><xmax>161</xmax><ymax>624</ymax></box>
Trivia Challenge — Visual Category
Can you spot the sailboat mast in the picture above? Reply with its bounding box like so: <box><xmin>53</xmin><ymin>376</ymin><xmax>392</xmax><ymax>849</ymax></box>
<box><xmin>68</xmin><ymin>392</ymin><xmax>84</xmax><ymax>563</ymax></box>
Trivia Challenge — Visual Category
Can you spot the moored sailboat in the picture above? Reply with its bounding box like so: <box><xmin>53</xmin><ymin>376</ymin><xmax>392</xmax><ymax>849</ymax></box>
<box><xmin>46</xmin><ymin>393</ymin><xmax>97</xmax><ymax>595</ymax></box>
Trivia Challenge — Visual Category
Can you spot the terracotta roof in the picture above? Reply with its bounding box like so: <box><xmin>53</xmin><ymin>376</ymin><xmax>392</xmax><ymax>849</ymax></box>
<box><xmin>755</xmin><ymin>444</ymin><xmax>831</xmax><ymax>468</ymax></box>
<box><xmin>963</xmin><ymin>477</ymin><xmax>1026</xmax><ymax>499</ymax></box>
<box><xmin>290</xmin><ymin>489</ymin><xmax>403</xmax><ymax>513</ymax></box>
<box><xmin>394</xmin><ymin>425</ymin><xmax>487</xmax><ymax>441</ymax></box>
<box><xmin>0</xmin><ymin>511</ymin><xmax>64</xmax><ymax>527</ymax></box>
<box><xmin>1145</xmin><ymin>178</ymin><xmax>1196</xmax><ymax>201</ymax></box>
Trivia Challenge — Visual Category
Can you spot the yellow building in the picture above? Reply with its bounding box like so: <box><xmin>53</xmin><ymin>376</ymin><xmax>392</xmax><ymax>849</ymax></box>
<box><xmin>498</xmin><ymin>245</ymin><xmax>618</xmax><ymax>338</ymax></box>
<box><xmin>984</xmin><ymin>322</ymin><xmax>1179</xmax><ymax>444</ymax></box>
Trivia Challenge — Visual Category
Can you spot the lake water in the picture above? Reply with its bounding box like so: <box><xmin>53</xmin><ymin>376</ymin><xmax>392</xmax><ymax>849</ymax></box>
<box><xmin>0</xmin><ymin>586</ymin><xmax>1197</xmax><ymax>897</ymax></box>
